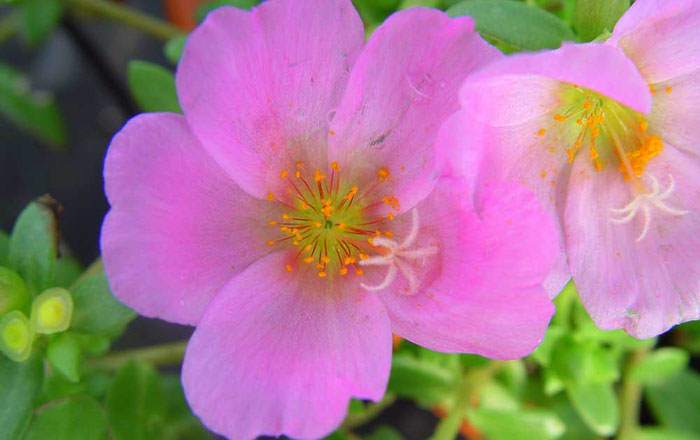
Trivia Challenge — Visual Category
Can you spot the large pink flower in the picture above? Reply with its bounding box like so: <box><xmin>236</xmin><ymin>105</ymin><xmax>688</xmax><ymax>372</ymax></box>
<box><xmin>455</xmin><ymin>0</ymin><xmax>700</xmax><ymax>339</ymax></box>
<box><xmin>101</xmin><ymin>1</ymin><xmax>557</xmax><ymax>438</ymax></box>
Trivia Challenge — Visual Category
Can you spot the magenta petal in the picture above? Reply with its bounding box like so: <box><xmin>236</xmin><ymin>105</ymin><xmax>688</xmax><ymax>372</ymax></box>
<box><xmin>565</xmin><ymin>146</ymin><xmax>700</xmax><ymax>338</ymax></box>
<box><xmin>177</xmin><ymin>0</ymin><xmax>365</xmax><ymax>198</ymax></box>
<box><xmin>461</xmin><ymin>43</ymin><xmax>652</xmax><ymax>116</ymax></box>
<box><xmin>182</xmin><ymin>252</ymin><xmax>392</xmax><ymax>440</ymax></box>
<box><xmin>102</xmin><ymin>113</ymin><xmax>274</xmax><ymax>325</ymax></box>
<box><xmin>610</xmin><ymin>0</ymin><xmax>700</xmax><ymax>83</ymax></box>
<box><xmin>440</xmin><ymin>110</ymin><xmax>571</xmax><ymax>297</ymax></box>
<box><xmin>378</xmin><ymin>177</ymin><xmax>556</xmax><ymax>359</ymax></box>
<box><xmin>329</xmin><ymin>8</ymin><xmax>501</xmax><ymax>213</ymax></box>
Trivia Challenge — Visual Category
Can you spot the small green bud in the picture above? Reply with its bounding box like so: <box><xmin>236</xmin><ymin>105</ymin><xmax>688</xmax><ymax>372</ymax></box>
<box><xmin>31</xmin><ymin>287</ymin><xmax>73</xmax><ymax>334</ymax></box>
<box><xmin>0</xmin><ymin>310</ymin><xmax>34</xmax><ymax>362</ymax></box>
<box><xmin>0</xmin><ymin>266</ymin><xmax>29</xmax><ymax>315</ymax></box>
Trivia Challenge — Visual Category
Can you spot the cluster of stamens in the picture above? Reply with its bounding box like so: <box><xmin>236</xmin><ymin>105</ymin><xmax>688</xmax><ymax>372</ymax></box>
<box><xmin>266</xmin><ymin>161</ymin><xmax>401</xmax><ymax>278</ymax></box>
<box><xmin>538</xmin><ymin>86</ymin><xmax>665</xmax><ymax>179</ymax></box>
<box><xmin>536</xmin><ymin>85</ymin><xmax>690</xmax><ymax>242</ymax></box>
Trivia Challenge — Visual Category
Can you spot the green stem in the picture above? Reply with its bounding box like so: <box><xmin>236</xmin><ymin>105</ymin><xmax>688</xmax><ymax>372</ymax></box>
<box><xmin>342</xmin><ymin>393</ymin><xmax>397</xmax><ymax>431</ymax></box>
<box><xmin>65</xmin><ymin>0</ymin><xmax>183</xmax><ymax>41</ymax></box>
<box><xmin>89</xmin><ymin>341</ymin><xmax>187</xmax><ymax>370</ymax></box>
<box><xmin>430</xmin><ymin>379</ymin><xmax>472</xmax><ymax>440</ymax></box>
<box><xmin>431</xmin><ymin>363</ymin><xmax>502</xmax><ymax>440</ymax></box>
<box><xmin>617</xmin><ymin>346</ymin><xmax>651</xmax><ymax>440</ymax></box>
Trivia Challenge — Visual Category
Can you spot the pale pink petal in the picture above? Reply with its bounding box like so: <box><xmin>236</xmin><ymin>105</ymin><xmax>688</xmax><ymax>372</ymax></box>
<box><xmin>177</xmin><ymin>0</ymin><xmax>365</xmax><ymax>198</ymax></box>
<box><xmin>328</xmin><ymin>8</ymin><xmax>501</xmax><ymax>213</ymax></box>
<box><xmin>650</xmin><ymin>72</ymin><xmax>700</xmax><ymax>157</ymax></box>
<box><xmin>376</xmin><ymin>177</ymin><xmax>556</xmax><ymax>359</ymax></box>
<box><xmin>102</xmin><ymin>114</ymin><xmax>276</xmax><ymax>325</ymax></box>
<box><xmin>565</xmin><ymin>145</ymin><xmax>700</xmax><ymax>338</ymax></box>
<box><xmin>610</xmin><ymin>0</ymin><xmax>700</xmax><ymax>83</ymax></box>
<box><xmin>461</xmin><ymin>43</ymin><xmax>651</xmax><ymax>118</ymax></box>
<box><xmin>182</xmin><ymin>252</ymin><xmax>392</xmax><ymax>440</ymax></box>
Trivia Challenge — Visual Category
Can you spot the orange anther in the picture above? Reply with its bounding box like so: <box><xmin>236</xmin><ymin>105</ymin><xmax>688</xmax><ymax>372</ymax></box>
<box><xmin>536</xmin><ymin>128</ymin><xmax>546</xmax><ymax>137</ymax></box>
<box><xmin>377</xmin><ymin>167</ymin><xmax>390</xmax><ymax>181</ymax></box>
<box><xmin>314</xmin><ymin>170</ymin><xmax>325</xmax><ymax>182</ymax></box>
<box><xmin>285</xmin><ymin>264</ymin><xmax>293</xmax><ymax>272</ymax></box>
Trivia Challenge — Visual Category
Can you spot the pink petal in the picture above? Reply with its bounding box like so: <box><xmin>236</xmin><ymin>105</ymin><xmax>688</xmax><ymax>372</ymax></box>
<box><xmin>443</xmin><ymin>108</ymin><xmax>571</xmax><ymax>297</ymax></box>
<box><xmin>182</xmin><ymin>252</ymin><xmax>392</xmax><ymax>440</ymax></box>
<box><xmin>461</xmin><ymin>43</ymin><xmax>652</xmax><ymax>117</ymax></box>
<box><xmin>102</xmin><ymin>113</ymin><xmax>276</xmax><ymax>325</ymax></box>
<box><xmin>377</xmin><ymin>177</ymin><xmax>556</xmax><ymax>359</ymax></box>
<box><xmin>610</xmin><ymin>0</ymin><xmax>700</xmax><ymax>83</ymax></box>
<box><xmin>651</xmin><ymin>72</ymin><xmax>700</xmax><ymax>156</ymax></box>
<box><xmin>328</xmin><ymin>8</ymin><xmax>501</xmax><ymax>213</ymax></box>
<box><xmin>176</xmin><ymin>0</ymin><xmax>365</xmax><ymax>198</ymax></box>
<box><xmin>565</xmin><ymin>145</ymin><xmax>700</xmax><ymax>338</ymax></box>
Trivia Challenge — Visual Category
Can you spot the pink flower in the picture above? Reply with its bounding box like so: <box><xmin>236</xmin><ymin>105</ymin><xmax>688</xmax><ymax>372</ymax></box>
<box><xmin>101</xmin><ymin>1</ymin><xmax>557</xmax><ymax>438</ymax></box>
<box><xmin>454</xmin><ymin>0</ymin><xmax>700</xmax><ymax>338</ymax></box>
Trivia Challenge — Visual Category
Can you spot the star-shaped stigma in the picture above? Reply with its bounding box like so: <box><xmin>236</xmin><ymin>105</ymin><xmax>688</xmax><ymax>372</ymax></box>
<box><xmin>359</xmin><ymin>208</ymin><xmax>438</xmax><ymax>294</ymax></box>
<box><xmin>610</xmin><ymin>174</ymin><xmax>689</xmax><ymax>242</ymax></box>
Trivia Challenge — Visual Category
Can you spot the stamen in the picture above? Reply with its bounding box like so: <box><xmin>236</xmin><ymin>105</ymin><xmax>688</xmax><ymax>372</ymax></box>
<box><xmin>609</xmin><ymin>174</ymin><xmax>689</xmax><ymax>242</ymax></box>
<box><xmin>360</xmin><ymin>208</ymin><xmax>438</xmax><ymax>294</ymax></box>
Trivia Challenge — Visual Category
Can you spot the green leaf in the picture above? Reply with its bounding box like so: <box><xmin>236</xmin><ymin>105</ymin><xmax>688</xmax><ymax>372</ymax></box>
<box><xmin>196</xmin><ymin>0</ymin><xmax>259</xmax><ymax>23</ymax></box>
<box><xmin>164</xmin><ymin>35</ymin><xmax>187</xmax><ymax>65</ymax></box>
<box><xmin>365</xmin><ymin>425</ymin><xmax>404</xmax><ymax>440</ymax></box>
<box><xmin>0</xmin><ymin>355</ymin><xmax>43</xmax><ymax>440</ymax></box>
<box><xmin>127</xmin><ymin>61</ymin><xmax>181</xmax><ymax>113</ymax></box>
<box><xmin>0</xmin><ymin>231</ymin><xmax>9</xmax><ymax>266</ymax></box>
<box><xmin>447</xmin><ymin>0</ymin><xmax>575</xmax><ymax>52</ymax></box>
<box><xmin>53</xmin><ymin>257</ymin><xmax>83</xmax><ymax>288</ymax></box>
<box><xmin>46</xmin><ymin>332</ymin><xmax>82</xmax><ymax>383</ymax></box>
<box><xmin>0</xmin><ymin>266</ymin><xmax>30</xmax><ymax>315</ymax></box>
<box><xmin>631</xmin><ymin>348</ymin><xmax>689</xmax><ymax>385</ymax></box>
<box><xmin>17</xmin><ymin>0</ymin><xmax>64</xmax><ymax>45</ymax></box>
<box><xmin>387</xmin><ymin>352</ymin><xmax>458</xmax><ymax>405</ymax></box>
<box><xmin>550</xmin><ymin>336</ymin><xmax>619</xmax><ymax>385</ymax></box>
<box><xmin>25</xmin><ymin>395</ymin><xmax>108</xmax><ymax>440</ymax></box>
<box><xmin>106</xmin><ymin>361</ymin><xmax>167</xmax><ymax>440</ymax></box>
<box><xmin>39</xmin><ymin>369</ymin><xmax>87</xmax><ymax>403</ymax></box>
<box><xmin>0</xmin><ymin>62</ymin><xmax>67</xmax><ymax>147</ymax></box>
<box><xmin>468</xmin><ymin>408</ymin><xmax>565</xmax><ymax>440</ymax></box>
<box><xmin>646</xmin><ymin>370</ymin><xmax>700</xmax><ymax>434</ymax></box>
<box><xmin>8</xmin><ymin>196</ymin><xmax>60</xmax><ymax>294</ymax></box>
<box><xmin>399</xmin><ymin>0</ymin><xmax>439</xmax><ymax>8</ymax></box>
<box><xmin>160</xmin><ymin>374</ymin><xmax>209</xmax><ymax>440</ymax></box>
<box><xmin>70</xmin><ymin>260</ymin><xmax>135</xmax><ymax>338</ymax></box>
<box><xmin>636</xmin><ymin>428</ymin><xmax>700</xmax><ymax>440</ymax></box>
<box><xmin>573</xmin><ymin>0</ymin><xmax>629</xmax><ymax>42</ymax></box>
<box><xmin>565</xmin><ymin>382</ymin><xmax>619</xmax><ymax>436</ymax></box>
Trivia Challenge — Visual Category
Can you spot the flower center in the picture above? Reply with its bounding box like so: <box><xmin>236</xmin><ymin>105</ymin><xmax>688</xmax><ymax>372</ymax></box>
<box><xmin>265</xmin><ymin>161</ymin><xmax>400</xmax><ymax>278</ymax></box>
<box><xmin>536</xmin><ymin>85</ymin><xmax>690</xmax><ymax>241</ymax></box>
<box><xmin>538</xmin><ymin>85</ymin><xmax>667</xmax><ymax>182</ymax></box>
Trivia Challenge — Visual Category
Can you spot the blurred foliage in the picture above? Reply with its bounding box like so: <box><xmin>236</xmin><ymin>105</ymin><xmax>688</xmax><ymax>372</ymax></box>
<box><xmin>4</xmin><ymin>1</ymin><xmax>700</xmax><ymax>440</ymax></box>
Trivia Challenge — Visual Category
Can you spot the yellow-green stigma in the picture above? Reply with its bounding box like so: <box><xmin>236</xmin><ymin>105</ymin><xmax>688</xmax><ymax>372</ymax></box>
<box><xmin>266</xmin><ymin>161</ymin><xmax>399</xmax><ymax>278</ymax></box>
<box><xmin>538</xmin><ymin>85</ymin><xmax>666</xmax><ymax>182</ymax></box>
